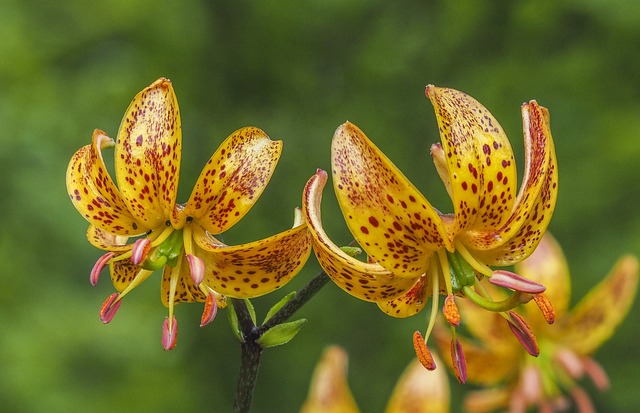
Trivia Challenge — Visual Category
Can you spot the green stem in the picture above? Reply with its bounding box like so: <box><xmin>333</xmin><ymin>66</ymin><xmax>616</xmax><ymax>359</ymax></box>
<box><xmin>232</xmin><ymin>269</ymin><xmax>330</xmax><ymax>412</ymax></box>
<box><xmin>462</xmin><ymin>285</ymin><xmax>523</xmax><ymax>312</ymax></box>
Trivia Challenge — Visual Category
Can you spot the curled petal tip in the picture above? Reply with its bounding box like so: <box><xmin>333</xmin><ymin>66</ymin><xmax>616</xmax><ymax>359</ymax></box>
<box><xmin>131</xmin><ymin>238</ymin><xmax>151</xmax><ymax>266</ymax></box>
<box><xmin>451</xmin><ymin>338</ymin><xmax>467</xmax><ymax>384</ymax></box>
<box><xmin>90</xmin><ymin>252</ymin><xmax>115</xmax><ymax>286</ymax></box>
<box><xmin>490</xmin><ymin>270</ymin><xmax>546</xmax><ymax>294</ymax></box>
<box><xmin>506</xmin><ymin>311</ymin><xmax>539</xmax><ymax>357</ymax></box>
<box><xmin>200</xmin><ymin>292</ymin><xmax>218</xmax><ymax>327</ymax></box>
<box><xmin>413</xmin><ymin>331</ymin><xmax>436</xmax><ymax>370</ymax></box>
<box><xmin>186</xmin><ymin>254</ymin><xmax>205</xmax><ymax>286</ymax></box>
<box><xmin>162</xmin><ymin>316</ymin><xmax>178</xmax><ymax>351</ymax></box>
<box><xmin>99</xmin><ymin>293</ymin><xmax>122</xmax><ymax>324</ymax></box>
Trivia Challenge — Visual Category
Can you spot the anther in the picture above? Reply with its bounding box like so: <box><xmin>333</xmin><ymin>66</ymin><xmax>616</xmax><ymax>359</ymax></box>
<box><xmin>186</xmin><ymin>254</ymin><xmax>205</xmax><ymax>287</ymax></box>
<box><xmin>443</xmin><ymin>294</ymin><xmax>460</xmax><ymax>327</ymax></box>
<box><xmin>99</xmin><ymin>293</ymin><xmax>122</xmax><ymax>324</ymax></box>
<box><xmin>200</xmin><ymin>291</ymin><xmax>218</xmax><ymax>327</ymax></box>
<box><xmin>131</xmin><ymin>238</ymin><xmax>152</xmax><ymax>265</ymax></box>
<box><xmin>412</xmin><ymin>331</ymin><xmax>436</xmax><ymax>370</ymax></box>
<box><xmin>162</xmin><ymin>315</ymin><xmax>178</xmax><ymax>351</ymax></box>
<box><xmin>533</xmin><ymin>293</ymin><xmax>555</xmax><ymax>324</ymax></box>
<box><xmin>489</xmin><ymin>270</ymin><xmax>546</xmax><ymax>294</ymax></box>
<box><xmin>451</xmin><ymin>337</ymin><xmax>467</xmax><ymax>384</ymax></box>
<box><xmin>90</xmin><ymin>252</ymin><xmax>114</xmax><ymax>286</ymax></box>
<box><xmin>506</xmin><ymin>311</ymin><xmax>539</xmax><ymax>357</ymax></box>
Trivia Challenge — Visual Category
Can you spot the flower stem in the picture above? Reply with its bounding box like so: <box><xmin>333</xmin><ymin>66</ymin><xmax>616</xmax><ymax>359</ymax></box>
<box><xmin>232</xmin><ymin>269</ymin><xmax>330</xmax><ymax>412</ymax></box>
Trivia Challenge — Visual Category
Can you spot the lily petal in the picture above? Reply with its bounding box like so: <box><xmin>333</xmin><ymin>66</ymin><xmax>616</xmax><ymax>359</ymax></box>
<box><xmin>426</xmin><ymin>86</ymin><xmax>517</xmax><ymax>239</ymax></box>
<box><xmin>555</xmin><ymin>255</ymin><xmax>638</xmax><ymax>355</ymax></box>
<box><xmin>110</xmin><ymin>258</ymin><xmax>143</xmax><ymax>293</ymax></box>
<box><xmin>331</xmin><ymin>122</ymin><xmax>448</xmax><ymax>277</ymax></box>
<box><xmin>303</xmin><ymin>170</ymin><xmax>417</xmax><ymax>302</ymax></box>
<box><xmin>161</xmin><ymin>259</ymin><xmax>206</xmax><ymax>305</ymax></box>
<box><xmin>184</xmin><ymin>127</ymin><xmax>282</xmax><ymax>234</ymax></box>
<box><xmin>67</xmin><ymin>129</ymin><xmax>147</xmax><ymax>236</ymax></box>
<box><xmin>385</xmin><ymin>356</ymin><xmax>450</xmax><ymax>413</ymax></box>
<box><xmin>473</xmin><ymin>101</ymin><xmax>559</xmax><ymax>264</ymax></box>
<box><xmin>193</xmin><ymin>223</ymin><xmax>311</xmax><ymax>298</ymax></box>
<box><xmin>515</xmin><ymin>233</ymin><xmax>571</xmax><ymax>320</ymax></box>
<box><xmin>463</xmin><ymin>388</ymin><xmax>511</xmax><ymax>413</ymax></box>
<box><xmin>86</xmin><ymin>225</ymin><xmax>131</xmax><ymax>252</ymax></box>
<box><xmin>300</xmin><ymin>346</ymin><xmax>360</xmax><ymax>413</ymax></box>
<box><xmin>115</xmin><ymin>77</ymin><xmax>182</xmax><ymax>229</ymax></box>
<box><xmin>377</xmin><ymin>275</ymin><xmax>429</xmax><ymax>318</ymax></box>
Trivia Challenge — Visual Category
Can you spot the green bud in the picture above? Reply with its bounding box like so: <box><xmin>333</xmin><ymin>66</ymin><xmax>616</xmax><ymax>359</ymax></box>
<box><xmin>447</xmin><ymin>250</ymin><xmax>476</xmax><ymax>292</ymax></box>
<box><xmin>256</xmin><ymin>319</ymin><xmax>307</xmax><ymax>348</ymax></box>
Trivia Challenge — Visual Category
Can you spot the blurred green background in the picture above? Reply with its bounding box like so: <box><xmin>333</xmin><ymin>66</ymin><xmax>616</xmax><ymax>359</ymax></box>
<box><xmin>2</xmin><ymin>0</ymin><xmax>639</xmax><ymax>412</ymax></box>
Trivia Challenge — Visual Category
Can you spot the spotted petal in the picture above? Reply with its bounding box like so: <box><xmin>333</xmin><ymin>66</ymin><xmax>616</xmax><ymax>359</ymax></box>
<box><xmin>555</xmin><ymin>255</ymin><xmax>638</xmax><ymax>355</ymax></box>
<box><xmin>377</xmin><ymin>275</ymin><xmax>429</xmax><ymax>318</ymax></box>
<box><xmin>385</xmin><ymin>356</ymin><xmax>450</xmax><ymax>413</ymax></box>
<box><xmin>161</xmin><ymin>257</ymin><xmax>206</xmax><ymax>305</ymax></box>
<box><xmin>426</xmin><ymin>86</ymin><xmax>517</xmax><ymax>240</ymax></box>
<box><xmin>110</xmin><ymin>258</ymin><xmax>142</xmax><ymax>293</ymax></box>
<box><xmin>183</xmin><ymin>127</ymin><xmax>282</xmax><ymax>234</ymax></box>
<box><xmin>515</xmin><ymin>233</ymin><xmax>571</xmax><ymax>320</ymax></box>
<box><xmin>67</xmin><ymin>129</ymin><xmax>147</xmax><ymax>236</ymax></box>
<box><xmin>193</xmin><ymin>221</ymin><xmax>311</xmax><ymax>298</ymax></box>
<box><xmin>115</xmin><ymin>78</ymin><xmax>182</xmax><ymax>229</ymax></box>
<box><xmin>86</xmin><ymin>225</ymin><xmax>132</xmax><ymax>252</ymax></box>
<box><xmin>331</xmin><ymin>122</ymin><xmax>448</xmax><ymax>278</ymax></box>
<box><xmin>472</xmin><ymin>101</ymin><xmax>558</xmax><ymax>264</ymax></box>
<box><xmin>303</xmin><ymin>170</ymin><xmax>418</xmax><ymax>302</ymax></box>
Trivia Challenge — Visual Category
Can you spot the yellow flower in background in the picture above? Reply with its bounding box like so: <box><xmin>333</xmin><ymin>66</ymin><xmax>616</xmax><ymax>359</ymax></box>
<box><xmin>302</xmin><ymin>86</ymin><xmax>558</xmax><ymax>381</ymax></box>
<box><xmin>67</xmin><ymin>78</ymin><xmax>311</xmax><ymax>349</ymax></box>
<box><xmin>437</xmin><ymin>234</ymin><xmax>638</xmax><ymax>412</ymax></box>
<box><xmin>300</xmin><ymin>346</ymin><xmax>450</xmax><ymax>413</ymax></box>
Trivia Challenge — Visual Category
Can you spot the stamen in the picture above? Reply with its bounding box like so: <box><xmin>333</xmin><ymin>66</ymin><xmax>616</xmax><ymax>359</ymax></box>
<box><xmin>186</xmin><ymin>254</ymin><xmax>205</xmax><ymax>287</ymax></box>
<box><xmin>506</xmin><ymin>311</ymin><xmax>539</xmax><ymax>357</ymax></box>
<box><xmin>571</xmin><ymin>386</ymin><xmax>596</xmax><ymax>413</ymax></box>
<box><xmin>423</xmin><ymin>259</ymin><xmax>441</xmax><ymax>340</ymax></box>
<box><xmin>533</xmin><ymin>293</ymin><xmax>555</xmax><ymax>324</ymax></box>
<box><xmin>131</xmin><ymin>238</ymin><xmax>151</xmax><ymax>265</ymax></box>
<box><xmin>412</xmin><ymin>331</ymin><xmax>436</xmax><ymax>370</ymax></box>
<box><xmin>115</xmin><ymin>269</ymin><xmax>154</xmax><ymax>301</ymax></box>
<box><xmin>489</xmin><ymin>270</ymin><xmax>546</xmax><ymax>294</ymax></box>
<box><xmin>443</xmin><ymin>294</ymin><xmax>460</xmax><ymax>327</ymax></box>
<box><xmin>450</xmin><ymin>334</ymin><xmax>467</xmax><ymax>384</ymax></box>
<box><xmin>162</xmin><ymin>315</ymin><xmax>178</xmax><ymax>350</ymax></box>
<box><xmin>556</xmin><ymin>348</ymin><xmax>584</xmax><ymax>379</ymax></box>
<box><xmin>437</xmin><ymin>249</ymin><xmax>454</xmax><ymax>296</ymax></box>
<box><xmin>90</xmin><ymin>252</ymin><xmax>114</xmax><ymax>286</ymax></box>
<box><xmin>582</xmin><ymin>357</ymin><xmax>610</xmax><ymax>391</ymax></box>
<box><xmin>454</xmin><ymin>241</ymin><xmax>493</xmax><ymax>278</ymax></box>
<box><xmin>150</xmin><ymin>226</ymin><xmax>175</xmax><ymax>248</ymax></box>
<box><xmin>99</xmin><ymin>293</ymin><xmax>122</xmax><ymax>323</ymax></box>
<box><xmin>200</xmin><ymin>290</ymin><xmax>218</xmax><ymax>327</ymax></box>
<box><xmin>520</xmin><ymin>365</ymin><xmax>543</xmax><ymax>404</ymax></box>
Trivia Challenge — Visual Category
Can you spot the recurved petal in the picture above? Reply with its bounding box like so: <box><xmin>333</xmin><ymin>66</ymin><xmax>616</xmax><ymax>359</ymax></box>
<box><xmin>377</xmin><ymin>275</ymin><xmax>429</xmax><ymax>318</ymax></box>
<box><xmin>67</xmin><ymin>130</ymin><xmax>147</xmax><ymax>236</ymax></box>
<box><xmin>110</xmin><ymin>258</ymin><xmax>142</xmax><ymax>293</ymax></box>
<box><xmin>331</xmin><ymin>122</ymin><xmax>448</xmax><ymax>278</ymax></box>
<box><xmin>193</xmin><ymin>222</ymin><xmax>311</xmax><ymax>298</ymax></box>
<box><xmin>471</xmin><ymin>101</ymin><xmax>558</xmax><ymax>264</ymax></box>
<box><xmin>426</xmin><ymin>86</ymin><xmax>517</xmax><ymax>238</ymax></box>
<box><xmin>555</xmin><ymin>255</ymin><xmax>638</xmax><ymax>355</ymax></box>
<box><xmin>385</xmin><ymin>355</ymin><xmax>450</xmax><ymax>413</ymax></box>
<box><xmin>184</xmin><ymin>127</ymin><xmax>282</xmax><ymax>234</ymax></box>
<box><xmin>115</xmin><ymin>78</ymin><xmax>182</xmax><ymax>229</ymax></box>
<box><xmin>161</xmin><ymin>258</ymin><xmax>207</xmax><ymax>305</ymax></box>
<box><xmin>515</xmin><ymin>233</ymin><xmax>571</xmax><ymax>319</ymax></box>
<box><xmin>86</xmin><ymin>225</ymin><xmax>132</xmax><ymax>252</ymax></box>
<box><xmin>303</xmin><ymin>170</ymin><xmax>418</xmax><ymax>302</ymax></box>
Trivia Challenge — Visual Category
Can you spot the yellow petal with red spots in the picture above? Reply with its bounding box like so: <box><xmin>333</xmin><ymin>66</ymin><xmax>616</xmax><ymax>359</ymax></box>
<box><xmin>463</xmin><ymin>388</ymin><xmax>511</xmax><ymax>413</ymax></box>
<box><xmin>67</xmin><ymin>129</ymin><xmax>147</xmax><ymax>236</ymax></box>
<box><xmin>555</xmin><ymin>255</ymin><xmax>638</xmax><ymax>355</ymax></box>
<box><xmin>303</xmin><ymin>170</ymin><xmax>418</xmax><ymax>302</ymax></box>
<box><xmin>161</xmin><ymin>259</ymin><xmax>206</xmax><ymax>306</ymax></box>
<box><xmin>377</xmin><ymin>275</ymin><xmax>429</xmax><ymax>318</ymax></box>
<box><xmin>193</xmin><ymin>223</ymin><xmax>311</xmax><ymax>298</ymax></box>
<box><xmin>86</xmin><ymin>225</ymin><xmax>132</xmax><ymax>252</ymax></box>
<box><xmin>385</xmin><ymin>356</ymin><xmax>450</xmax><ymax>413</ymax></box>
<box><xmin>471</xmin><ymin>101</ymin><xmax>558</xmax><ymax>264</ymax></box>
<box><xmin>115</xmin><ymin>78</ymin><xmax>182</xmax><ymax>229</ymax></box>
<box><xmin>109</xmin><ymin>258</ymin><xmax>142</xmax><ymax>293</ymax></box>
<box><xmin>184</xmin><ymin>127</ymin><xmax>282</xmax><ymax>234</ymax></box>
<box><xmin>300</xmin><ymin>346</ymin><xmax>360</xmax><ymax>413</ymax></box>
<box><xmin>515</xmin><ymin>233</ymin><xmax>571</xmax><ymax>320</ymax></box>
<box><xmin>426</xmin><ymin>86</ymin><xmax>517</xmax><ymax>240</ymax></box>
<box><xmin>331</xmin><ymin>122</ymin><xmax>449</xmax><ymax>278</ymax></box>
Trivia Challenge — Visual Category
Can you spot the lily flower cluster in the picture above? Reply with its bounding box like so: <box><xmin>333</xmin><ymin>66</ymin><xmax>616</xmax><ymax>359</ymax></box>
<box><xmin>302</xmin><ymin>85</ymin><xmax>558</xmax><ymax>381</ymax></box>
<box><xmin>436</xmin><ymin>233</ymin><xmax>638</xmax><ymax>413</ymax></box>
<box><xmin>300</xmin><ymin>346</ymin><xmax>450</xmax><ymax>413</ymax></box>
<box><xmin>66</xmin><ymin>78</ymin><xmax>312</xmax><ymax>349</ymax></box>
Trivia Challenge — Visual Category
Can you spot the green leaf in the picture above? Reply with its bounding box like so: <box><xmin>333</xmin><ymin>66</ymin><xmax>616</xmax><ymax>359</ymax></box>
<box><xmin>263</xmin><ymin>291</ymin><xmax>297</xmax><ymax>324</ymax></box>
<box><xmin>340</xmin><ymin>246</ymin><xmax>362</xmax><ymax>257</ymax></box>
<box><xmin>227</xmin><ymin>302</ymin><xmax>242</xmax><ymax>342</ymax></box>
<box><xmin>244</xmin><ymin>299</ymin><xmax>257</xmax><ymax>325</ymax></box>
<box><xmin>256</xmin><ymin>319</ymin><xmax>307</xmax><ymax>348</ymax></box>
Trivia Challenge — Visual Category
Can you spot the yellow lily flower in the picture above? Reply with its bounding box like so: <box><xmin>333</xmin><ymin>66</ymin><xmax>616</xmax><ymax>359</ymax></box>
<box><xmin>67</xmin><ymin>78</ymin><xmax>312</xmax><ymax>349</ymax></box>
<box><xmin>300</xmin><ymin>346</ymin><xmax>449</xmax><ymax>413</ymax></box>
<box><xmin>302</xmin><ymin>86</ymin><xmax>558</xmax><ymax>381</ymax></box>
<box><xmin>437</xmin><ymin>233</ymin><xmax>639</xmax><ymax>412</ymax></box>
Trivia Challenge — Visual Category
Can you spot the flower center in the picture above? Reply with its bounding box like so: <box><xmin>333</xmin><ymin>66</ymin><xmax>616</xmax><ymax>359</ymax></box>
<box><xmin>142</xmin><ymin>228</ymin><xmax>184</xmax><ymax>270</ymax></box>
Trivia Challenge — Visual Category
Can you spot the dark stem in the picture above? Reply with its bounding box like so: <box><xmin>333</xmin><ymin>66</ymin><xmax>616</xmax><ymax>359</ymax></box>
<box><xmin>232</xmin><ymin>269</ymin><xmax>330</xmax><ymax>413</ymax></box>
